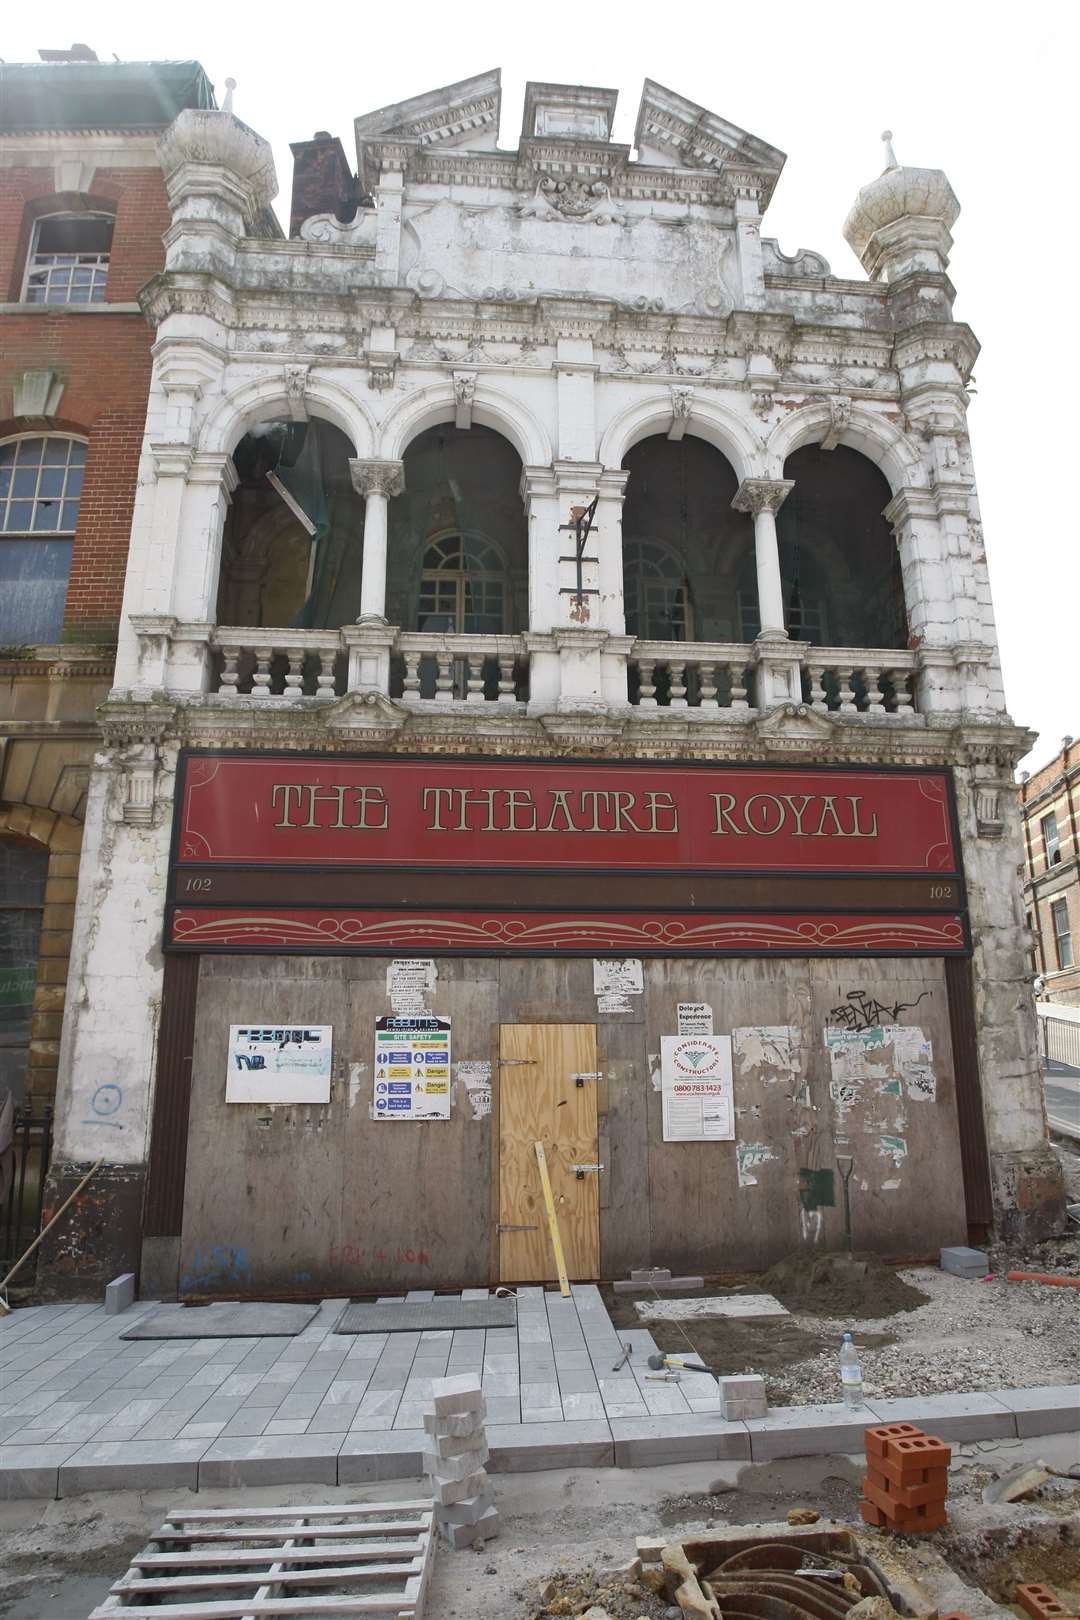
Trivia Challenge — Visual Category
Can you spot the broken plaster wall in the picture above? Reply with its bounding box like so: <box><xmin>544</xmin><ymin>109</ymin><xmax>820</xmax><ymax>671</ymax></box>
<box><xmin>954</xmin><ymin>762</ymin><xmax>1066</xmax><ymax>1240</ymax></box>
<box><xmin>37</xmin><ymin>743</ymin><xmax>176</xmax><ymax>1296</ymax></box>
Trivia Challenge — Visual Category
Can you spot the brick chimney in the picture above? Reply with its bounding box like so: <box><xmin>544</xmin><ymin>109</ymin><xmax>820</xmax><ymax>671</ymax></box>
<box><xmin>288</xmin><ymin>131</ymin><xmax>362</xmax><ymax>239</ymax></box>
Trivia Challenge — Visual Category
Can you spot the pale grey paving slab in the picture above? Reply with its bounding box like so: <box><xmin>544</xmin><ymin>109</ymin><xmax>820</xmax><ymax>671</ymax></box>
<box><xmin>353</xmin><ymin>1390</ymin><xmax>401</xmax><ymax>1425</ymax></box>
<box><xmin>121</xmin><ymin>1302</ymin><xmax>318</xmax><ymax>1339</ymax></box>
<box><xmin>521</xmin><ymin>1407</ymin><xmax>564</xmax><ymax>1423</ymax></box>
<box><xmin>641</xmin><ymin>1386</ymin><xmax>693</xmax><ymax>1416</ymax></box>
<box><xmin>179</xmin><ymin>1421</ymin><xmax>228</xmax><ymax>1439</ymax></box>
<box><xmin>487</xmin><ymin>1419</ymin><xmax>613</xmax><ymax>1471</ymax></box>
<box><xmin>515</xmin><ymin>1287</ymin><xmax>545</xmax><ymax>1299</ymax></box>
<box><xmin>338</xmin><ymin>1427</ymin><xmax>426</xmax><ymax>1482</ymax></box>
<box><xmin>310</xmin><ymin>1402</ymin><xmax>358</xmax><ymax>1432</ymax></box>
<box><xmin>557</xmin><ymin>1368</ymin><xmax>600</xmax><ymax>1396</ymax></box>
<box><xmin>59</xmin><ymin>1437</ymin><xmax>208</xmax><ymax>1494</ymax></box>
<box><xmin>611</xmin><ymin>1415</ymin><xmax>750</xmax><ymax>1467</ymax></box>
<box><xmin>483</xmin><ymin>1353</ymin><xmax>519</xmax><ymax>1374</ymax></box>
<box><xmin>481</xmin><ymin>1374</ymin><xmax>519</xmax><ymax>1397</ymax></box>
<box><xmin>521</xmin><ymin>1381</ymin><xmax>561</xmax><ymax>1411</ymax></box>
<box><xmin>393</xmin><ymin>1403</ymin><xmax>428</xmax><ymax>1430</ymax></box>
<box><xmin>0</xmin><ymin>1443</ymin><xmax>78</xmax><ymax>1499</ymax></box>
<box><xmin>264</xmin><ymin>1419</ymin><xmax>310</xmax><ymax>1435</ymax></box>
<box><xmin>325</xmin><ymin>1378</ymin><xmax>371</xmax><ymax>1404</ymax></box>
<box><xmin>560</xmin><ymin>1393</ymin><xmax>607</xmax><ymax>1421</ymax></box>
<box><xmin>481</xmin><ymin>1395</ymin><xmax>520</xmax><ymax>1424</ymax></box>
<box><xmin>131</xmin><ymin>1411</ymin><xmax>192</xmax><ymax>1442</ymax></box>
<box><xmin>199</xmin><ymin>1430</ymin><xmax>342</xmax><ymax>1487</ymax></box>
<box><xmin>745</xmin><ymin>1402</ymin><xmax>879</xmax><ymax>1461</ymax></box>
<box><xmin>992</xmin><ymin>1385</ymin><xmax>1080</xmax><ymax>1437</ymax></box>
<box><xmin>348</xmin><ymin>1412</ymin><xmax>395</xmax><ymax>1432</ymax></box>
<box><xmin>867</xmin><ymin>1391</ymin><xmax>1017</xmax><ymax>1442</ymax></box>
<box><xmin>461</xmin><ymin>1288</ymin><xmax>489</xmax><ymax>1300</ymax></box>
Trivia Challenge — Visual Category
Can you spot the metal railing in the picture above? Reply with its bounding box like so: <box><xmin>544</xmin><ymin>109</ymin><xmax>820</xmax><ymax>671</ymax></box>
<box><xmin>2</xmin><ymin>1105</ymin><xmax>53</xmax><ymax>1282</ymax></box>
<box><xmin>1037</xmin><ymin>1005</ymin><xmax>1080</xmax><ymax>1070</ymax></box>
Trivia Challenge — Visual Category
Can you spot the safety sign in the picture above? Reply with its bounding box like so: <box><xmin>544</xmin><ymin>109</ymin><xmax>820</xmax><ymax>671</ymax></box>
<box><xmin>374</xmin><ymin>1014</ymin><xmax>452</xmax><ymax>1120</ymax></box>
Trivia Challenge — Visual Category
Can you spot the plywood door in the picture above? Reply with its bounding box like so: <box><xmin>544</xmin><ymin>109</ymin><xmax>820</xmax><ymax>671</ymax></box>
<box><xmin>498</xmin><ymin>1023</ymin><xmax>599</xmax><ymax>1283</ymax></box>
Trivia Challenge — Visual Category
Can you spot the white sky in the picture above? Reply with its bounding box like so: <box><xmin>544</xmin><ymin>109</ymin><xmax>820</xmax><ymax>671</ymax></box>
<box><xmin>8</xmin><ymin>1</ymin><xmax>1077</xmax><ymax>771</ymax></box>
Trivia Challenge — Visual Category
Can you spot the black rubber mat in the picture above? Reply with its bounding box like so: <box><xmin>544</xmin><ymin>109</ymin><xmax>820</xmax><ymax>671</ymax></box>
<box><xmin>333</xmin><ymin>1298</ymin><xmax>517</xmax><ymax>1333</ymax></box>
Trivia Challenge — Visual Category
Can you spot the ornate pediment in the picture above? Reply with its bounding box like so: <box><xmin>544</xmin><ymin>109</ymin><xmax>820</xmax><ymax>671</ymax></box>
<box><xmin>634</xmin><ymin>80</ymin><xmax>785</xmax><ymax>208</ymax></box>
<box><xmin>354</xmin><ymin>69</ymin><xmax>501</xmax><ymax>190</ymax></box>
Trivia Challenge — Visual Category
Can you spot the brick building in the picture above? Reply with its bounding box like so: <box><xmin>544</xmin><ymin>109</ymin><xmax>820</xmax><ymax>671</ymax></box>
<box><xmin>1021</xmin><ymin>736</ymin><xmax>1079</xmax><ymax>1006</ymax></box>
<box><xmin>0</xmin><ymin>52</ymin><xmax>216</xmax><ymax>1117</ymax></box>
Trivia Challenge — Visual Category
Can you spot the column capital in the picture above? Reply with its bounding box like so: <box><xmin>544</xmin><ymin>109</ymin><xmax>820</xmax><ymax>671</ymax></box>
<box><xmin>349</xmin><ymin>458</ymin><xmax>405</xmax><ymax>499</ymax></box>
<box><xmin>732</xmin><ymin>478</ymin><xmax>794</xmax><ymax>517</ymax></box>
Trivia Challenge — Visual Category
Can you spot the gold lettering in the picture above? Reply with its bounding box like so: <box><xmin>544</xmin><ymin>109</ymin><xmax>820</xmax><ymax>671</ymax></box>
<box><xmin>812</xmin><ymin>796</ymin><xmax>846</xmax><ymax>837</ymax></box>
<box><xmin>780</xmin><ymin>793</ymin><xmax>815</xmax><ymax>836</ymax></box>
<box><xmin>612</xmin><ymin>791</ymin><xmax>642</xmax><ymax>833</ymax></box>
<box><xmin>421</xmin><ymin>787</ymin><xmax>454</xmax><ymax>830</ymax></box>
<box><xmin>709</xmin><ymin>792</ymin><xmax>746</xmax><ymax>835</ymax></box>
<box><xmin>847</xmin><ymin>795</ymin><xmax>879</xmax><ymax>837</ymax></box>
<box><xmin>270</xmin><ymin>784</ymin><xmax>304</xmax><ymax>828</ymax></box>
<box><xmin>643</xmin><ymin>790</ymin><xmax>679</xmax><ymax>834</ymax></box>
<box><xmin>743</xmin><ymin>793</ymin><xmax>786</xmax><ymax>836</ymax></box>
<box><xmin>300</xmin><ymin>784</ymin><xmax>351</xmax><ymax>829</ymax></box>
<box><xmin>504</xmin><ymin>789</ymin><xmax>537</xmax><ymax>832</ymax></box>
<box><xmin>539</xmin><ymin>789</ymin><xmax>580</xmax><ymax>834</ymax></box>
<box><xmin>578</xmin><ymin>790</ymin><xmax>612</xmax><ymax>832</ymax></box>
<box><xmin>453</xmin><ymin>787</ymin><xmax>499</xmax><ymax>831</ymax></box>
<box><xmin>355</xmin><ymin>785</ymin><xmax>389</xmax><ymax>830</ymax></box>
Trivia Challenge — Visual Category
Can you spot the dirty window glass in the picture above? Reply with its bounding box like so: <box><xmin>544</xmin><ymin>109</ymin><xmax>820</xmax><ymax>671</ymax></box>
<box><xmin>0</xmin><ymin>437</ymin><xmax>84</xmax><ymax>643</ymax></box>
<box><xmin>0</xmin><ymin>840</ymin><xmax>48</xmax><ymax>1104</ymax></box>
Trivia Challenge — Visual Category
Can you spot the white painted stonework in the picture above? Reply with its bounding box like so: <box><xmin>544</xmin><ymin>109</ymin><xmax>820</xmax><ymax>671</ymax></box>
<box><xmin>49</xmin><ymin>72</ymin><xmax>1062</xmax><ymax>1240</ymax></box>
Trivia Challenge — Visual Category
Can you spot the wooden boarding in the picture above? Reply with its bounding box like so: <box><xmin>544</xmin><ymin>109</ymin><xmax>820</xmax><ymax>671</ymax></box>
<box><xmin>89</xmin><ymin>1500</ymin><xmax>435</xmax><ymax>1619</ymax></box>
<box><xmin>498</xmin><ymin>1022</ymin><xmax>599</xmax><ymax>1282</ymax></box>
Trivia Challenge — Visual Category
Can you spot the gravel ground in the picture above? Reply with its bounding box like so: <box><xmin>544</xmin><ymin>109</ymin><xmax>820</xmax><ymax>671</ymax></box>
<box><xmin>766</xmin><ymin>1264</ymin><xmax>1080</xmax><ymax>1404</ymax></box>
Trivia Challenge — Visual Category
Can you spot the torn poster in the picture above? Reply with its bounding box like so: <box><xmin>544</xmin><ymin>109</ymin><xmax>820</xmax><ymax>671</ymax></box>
<box><xmin>733</xmin><ymin>1026</ymin><xmax>802</xmax><ymax>1085</ymax></box>
<box><xmin>825</xmin><ymin>1023</ymin><xmax>935</xmax><ymax>1109</ymax></box>
<box><xmin>593</xmin><ymin>958</ymin><xmax>643</xmax><ymax>996</ymax></box>
<box><xmin>660</xmin><ymin>1034</ymin><xmax>734</xmax><ymax>1142</ymax></box>
<box><xmin>226</xmin><ymin>1025</ymin><xmax>332</xmax><ymax>1104</ymax></box>
<box><xmin>736</xmin><ymin>1140</ymin><xmax>776</xmax><ymax>1187</ymax></box>
<box><xmin>647</xmin><ymin>1052</ymin><xmax>662</xmax><ymax>1093</ymax></box>
<box><xmin>387</xmin><ymin>959</ymin><xmax>437</xmax><ymax>1014</ymax></box>
<box><xmin>455</xmin><ymin>1060</ymin><xmax>492</xmax><ymax>1120</ymax></box>
<box><xmin>677</xmin><ymin>1002</ymin><xmax>714</xmax><ymax>1035</ymax></box>
<box><xmin>597</xmin><ymin>992</ymin><xmax>634</xmax><ymax>1013</ymax></box>
<box><xmin>374</xmin><ymin>1014</ymin><xmax>451</xmax><ymax>1120</ymax></box>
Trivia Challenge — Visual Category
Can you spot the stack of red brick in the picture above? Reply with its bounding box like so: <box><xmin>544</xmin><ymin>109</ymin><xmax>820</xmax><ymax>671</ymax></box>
<box><xmin>860</xmin><ymin>1421</ymin><xmax>950</xmax><ymax>1533</ymax></box>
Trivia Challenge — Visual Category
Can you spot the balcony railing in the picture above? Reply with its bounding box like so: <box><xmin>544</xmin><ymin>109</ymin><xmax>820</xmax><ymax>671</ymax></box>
<box><xmin>134</xmin><ymin>621</ymin><xmax>929</xmax><ymax>721</ymax></box>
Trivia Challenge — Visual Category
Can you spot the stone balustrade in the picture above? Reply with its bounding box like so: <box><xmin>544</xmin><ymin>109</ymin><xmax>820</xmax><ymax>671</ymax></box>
<box><xmin>133</xmin><ymin>621</ymin><xmax>930</xmax><ymax>720</ymax></box>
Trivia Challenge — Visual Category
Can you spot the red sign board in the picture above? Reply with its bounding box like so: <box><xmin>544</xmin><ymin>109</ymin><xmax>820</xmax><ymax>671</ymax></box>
<box><xmin>176</xmin><ymin>755</ymin><xmax>957</xmax><ymax>875</ymax></box>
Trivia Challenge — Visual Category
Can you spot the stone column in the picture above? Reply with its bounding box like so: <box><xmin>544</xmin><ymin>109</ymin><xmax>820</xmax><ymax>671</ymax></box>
<box><xmin>349</xmin><ymin>459</ymin><xmax>405</xmax><ymax>621</ymax></box>
<box><xmin>731</xmin><ymin>478</ymin><xmax>792</xmax><ymax>636</ymax></box>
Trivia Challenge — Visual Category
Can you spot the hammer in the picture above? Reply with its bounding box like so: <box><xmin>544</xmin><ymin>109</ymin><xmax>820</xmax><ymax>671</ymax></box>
<box><xmin>647</xmin><ymin>1351</ymin><xmax>717</xmax><ymax>1379</ymax></box>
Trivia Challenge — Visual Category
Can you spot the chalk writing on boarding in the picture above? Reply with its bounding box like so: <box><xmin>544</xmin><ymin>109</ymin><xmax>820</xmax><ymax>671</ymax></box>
<box><xmin>82</xmin><ymin>1081</ymin><xmax>124</xmax><ymax>1129</ymax></box>
<box><xmin>826</xmin><ymin>988</ymin><xmax>929</xmax><ymax>1032</ymax></box>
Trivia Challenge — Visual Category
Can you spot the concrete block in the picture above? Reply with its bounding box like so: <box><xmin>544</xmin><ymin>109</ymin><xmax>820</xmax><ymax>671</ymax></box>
<box><xmin>866</xmin><ymin>1392</ymin><xmax>1016</xmax><ymax>1443</ymax></box>
<box><xmin>198</xmin><ymin>1433</ymin><xmax>342</xmax><ymax>1488</ymax></box>
<box><xmin>719</xmin><ymin>1374</ymin><xmax>768</xmax><ymax>1421</ymax></box>
<box><xmin>423</xmin><ymin>1442</ymin><xmax>489</xmax><ymax>1479</ymax></box>
<box><xmin>430</xmin><ymin>1467</ymin><xmax>489</xmax><ymax>1504</ymax></box>
<box><xmin>616</xmin><ymin>1275</ymin><xmax>704</xmax><ymax>1292</ymax></box>
<box><xmin>745</xmin><ymin>1403</ymin><xmax>877</xmax><ymax>1461</ymax></box>
<box><xmin>486</xmin><ymin>1419</ymin><xmax>614</xmax><ymax>1472</ymax></box>
<box><xmin>940</xmin><ymin>1246</ymin><xmax>990</xmax><ymax>1277</ymax></box>
<box><xmin>433</xmin><ymin>1487</ymin><xmax>494</xmax><ymax>1525</ymax></box>
<box><xmin>630</xmin><ymin>1269</ymin><xmax>671</xmax><ymax>1283</ymax></box>
<box><xmin>338</xmin><ymin>1429</ymin><xmax>427</xmax><ymax>1483</ymax></box>
<box><xmin>422</xmin><ymin>1407</ymin><xmax>486</xmax><ymax>1438</ymax></box>
<box><xmin>610</xmin><ymin>1416</ymin><xmax>750</xmax><ymax>1467</ymax></box>
<box><xmin>60</xmin><ymin>1437</ymin><xmax>208</xmax><ymax>1495</ymax></box>
<box><xmin>104</xmin><ymin>1273</ymin><xmax>136</xmax><ymax>1316</ymax></box>
<box><xmin>992</xmin><ymin>1385</ymin><xmax>1080</xmax><ymax>1438</ymax></box>
<box><xmin>431</xmin><ymin>1375</ymin><xmax>484</xmax><ymax>1414</ymax></box>
<box><xmin>438</xmin><ymin>1506</ymin><xmax>499</xmax><ymax>1547</ymax></box>
<box><xmin>423</xmin><ymin>1426</ymin><xmax>488</xmax><ymax>1458</ymax></box>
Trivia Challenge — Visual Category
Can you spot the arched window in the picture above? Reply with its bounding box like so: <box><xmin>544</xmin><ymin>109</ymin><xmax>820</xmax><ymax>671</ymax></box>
<box><xmin>416</xmin><ymin>532</ymin><xmax>507</xmax><ymax>633</ymax></box>
<box><xmin>23</xmin><ymin>211</ymin><xmax>113</xmax><ymax>304</ymax></box>
<box><xmin>623</xmin><ymin>538</ymin><xmax>693</xmax><ymax>640</ymax></box>
<box><xmin>0</xmin><ymin>436</ymin><xmax>85</xmax><ymax>644</ymax></box>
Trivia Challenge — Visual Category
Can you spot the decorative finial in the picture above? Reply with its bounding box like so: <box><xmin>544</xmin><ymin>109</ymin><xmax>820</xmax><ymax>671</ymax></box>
<box><xmin>223</xmin><ymin>77</ymin><xmax>236</xmax><ymax>116</ymax></box>
<box><xmin>880</xmin><ymin>129</ymin><xmax>898</xmax><ymax>170</ymax></box>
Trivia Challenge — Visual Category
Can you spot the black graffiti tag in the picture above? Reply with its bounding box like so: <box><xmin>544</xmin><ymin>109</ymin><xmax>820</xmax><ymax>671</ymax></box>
<box><xmin>826</xmin><ymin>988</ymin><xmax>929</xmax><ymax>1032</ymax></box>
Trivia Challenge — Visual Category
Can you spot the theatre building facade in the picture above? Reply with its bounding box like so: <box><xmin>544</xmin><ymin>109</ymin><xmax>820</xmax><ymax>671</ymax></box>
<box><xmin>39</xmin><ymin>74</ymin><xmax>1065</xmax><ymax>1297</ymax></box>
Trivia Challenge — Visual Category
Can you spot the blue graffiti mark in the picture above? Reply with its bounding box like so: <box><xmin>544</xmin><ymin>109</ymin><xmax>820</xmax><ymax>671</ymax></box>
<box><xmin>81</xmin><ymin>1082</ymin><xmax>125</xmax><ymax>1129</ymax></box>
<box><xmin>180</xmin><ymin>1244</ymin><xmax>253</xmax><ymax>1294</ymax></box>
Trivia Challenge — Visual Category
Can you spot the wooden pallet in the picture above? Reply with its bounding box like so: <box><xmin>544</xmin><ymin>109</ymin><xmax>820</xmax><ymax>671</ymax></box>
<box><xmin>88</xmin><ymin>1500</ymin><xmax>436</xmax><ymax>1618</ymax></box>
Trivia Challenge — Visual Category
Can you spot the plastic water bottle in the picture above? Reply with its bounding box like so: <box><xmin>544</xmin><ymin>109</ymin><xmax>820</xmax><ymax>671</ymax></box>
<box><xmin>839</xmin><ymin>1332</ymin><xmax>864</xmax><ymax>1408</ymax></box>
